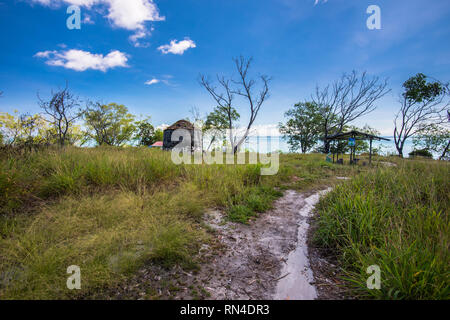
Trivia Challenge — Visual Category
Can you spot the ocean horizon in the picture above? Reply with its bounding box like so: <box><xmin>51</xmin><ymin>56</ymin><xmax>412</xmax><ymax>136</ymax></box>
<box><xmin>240</xmin><ymin>135</ymin><xmax>417</xmax><ymax>157</ymax></box>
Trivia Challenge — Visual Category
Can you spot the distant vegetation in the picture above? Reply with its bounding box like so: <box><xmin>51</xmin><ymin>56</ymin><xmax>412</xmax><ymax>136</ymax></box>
<box><xmin>0</xmin><ymin>86</ymin><xmax>162</xmax><ymax>150</ymax></box>
<box><xmin>408</xmin><ymin>149</ymin><xmax>433</xmax><ymax>158</ymax></box>
<box><xmin>279</xmin><ymin>73</ymin><xmax>449</xmax><ymax>159</ymax></box>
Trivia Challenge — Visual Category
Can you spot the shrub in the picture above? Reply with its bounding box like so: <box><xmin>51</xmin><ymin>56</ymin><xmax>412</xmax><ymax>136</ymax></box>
<box><xmin>409</xmin><ymin>149</ymin><xmax>433</xmax><ymax>158</ymax></box>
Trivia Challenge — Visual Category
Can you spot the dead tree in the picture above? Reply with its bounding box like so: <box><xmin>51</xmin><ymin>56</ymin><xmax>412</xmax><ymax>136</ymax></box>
<box><xmin>394</xmin><ymin>74</ymin><xmax>449</xmax><ymax>157</ymax></box>
<box><xmin>200</xmin><ymin>56</ymin><xmax>271</xmax><ymax>153</ymax></box>
<box><xmin>38</xmin><ymin>83</ymin><xmax>83</xmax><ymax>147</ymax></box>
<box><xmin>312</xmin><ymin>71</ymin><xmax>390</xmax><ymax>153</ymax></box>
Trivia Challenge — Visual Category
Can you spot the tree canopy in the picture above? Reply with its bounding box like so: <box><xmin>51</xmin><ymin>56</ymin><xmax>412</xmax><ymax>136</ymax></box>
<box><xmin>83</xmin><ymin>102</ymin><xmax>135</xmax><ymax>146</ymax></box>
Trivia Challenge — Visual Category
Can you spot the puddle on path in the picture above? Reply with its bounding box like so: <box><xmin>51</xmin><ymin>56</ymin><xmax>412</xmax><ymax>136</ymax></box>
<box><xmin>274</xmin><ymin>188</ymin><xmax>331</xmax><ymax>300</ymax></box>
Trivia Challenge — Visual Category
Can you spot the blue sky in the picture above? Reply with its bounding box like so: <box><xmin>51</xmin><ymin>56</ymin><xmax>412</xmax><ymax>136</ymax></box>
<box><xmin>0</xmin><ymin>0</ymin><xmax>449</xmax><ymax>135</ymax></box>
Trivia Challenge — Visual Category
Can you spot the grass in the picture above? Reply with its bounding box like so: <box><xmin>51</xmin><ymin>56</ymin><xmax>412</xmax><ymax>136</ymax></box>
<box><xmin>1</xmin><ymin>146</ymin><xmax>355</xmax><ymax>299</ymax></box>
<box><xmin>2</xmin><ymin>146</ymin><xmax>437</xmax><ymax>300</ymax></box>
<box><xmin>314</xmin><ymin>159</ymin><xmax>450</xmax><ymax>299</ymax></box>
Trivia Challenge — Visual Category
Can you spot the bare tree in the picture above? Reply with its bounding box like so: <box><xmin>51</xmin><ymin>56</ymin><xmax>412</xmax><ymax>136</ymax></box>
<box><xmin>312</xmin><ymin>71</ymin><xmax>390</xmax><ymax>153</ymax></box>
<box><xmin>188</xmin><ymin>105</ymin><xmax>205</xmax><ymax>150</ymax></box>
<box><xmin>38</xmin><ymin>83</ymin><xmax>83</xmax><ymax>147</ymax></box>
<box><xmin>200</xmin><ymin>56</ymin><xmax>271</xmax><ymax>153</ymax></box>
<box><xmin>394</xmin><ymin>73</ymin><xmax>449</xmax><ymax>157</ymax></box>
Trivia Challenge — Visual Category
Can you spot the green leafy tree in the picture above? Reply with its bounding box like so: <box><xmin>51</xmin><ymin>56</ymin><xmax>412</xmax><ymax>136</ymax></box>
<box><xmin>413</xmin><ymin>123</ymin><xmax>450</xmax><ymax>160</ymax></box>
<box><xmin>154</xmin><ymin>129</ymin><xmax>163</xmax><ymax>142</ymax></box>
<box><xmin>204</xmin><ymin>105</ymin><xmax>240</xmax><ymax>150</ymax></box>
<box><xmin>135</xmin><ymin>118</ymin><xmax>155</xmax><ymax>146</ymax></box>
<box><xmin>134</xmin><ymin>118</ymin><xmax>164</xmax><ymax>146</ymax></box>
<box><xmin>279</xmin><ymin>102</ymin><xmax>322</xmax><ymax>153</ymax></box>
<box><xmin>0</xmin><ymin>111</ymin><xmax>50</xmax><ymax>146</ymax></box>
<box><xmin>349</xmin><ymin>125</ymin><xmax>382</xmax><ymax>154</ymax></box>
<box><xmin>394</xmin><ymin>73</ymin><xmax>449</xmax><ymax>157</ymax></box>
<box><xmin>83</xmin><ymin>102</ymin><xmax>136</xmax><ymax>146</ymax></box>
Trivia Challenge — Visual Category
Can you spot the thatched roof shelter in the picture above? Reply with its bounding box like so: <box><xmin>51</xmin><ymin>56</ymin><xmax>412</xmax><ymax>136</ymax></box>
<box><xmin>165</xmin><ymin>120</ymin><xmax>195</xmax><ymax>131</ymax></box>
<box><xmin>163</xmin><ymin>120</ymin><xmax>195</xmax><ymax>150</ymax></box>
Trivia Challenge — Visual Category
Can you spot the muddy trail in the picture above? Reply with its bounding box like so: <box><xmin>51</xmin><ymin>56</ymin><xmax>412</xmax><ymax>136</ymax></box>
<box><xmin>111</xmin><ymin>188</ymin><xmax>344</xmax><ymax>300</ymax></box>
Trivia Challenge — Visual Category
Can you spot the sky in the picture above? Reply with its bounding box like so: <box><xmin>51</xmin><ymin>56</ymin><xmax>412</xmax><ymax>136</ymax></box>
<box><xmin>0</xmin><ymin>0</ymin><xmax>449</xmax><ymax>136</ymax></box>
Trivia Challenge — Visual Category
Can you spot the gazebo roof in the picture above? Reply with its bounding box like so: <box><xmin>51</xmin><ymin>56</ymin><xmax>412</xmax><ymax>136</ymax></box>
<box><xmin>325</xmin><ymin>130</ymin><xmax>390</xmax><ymax>141</ymax></box>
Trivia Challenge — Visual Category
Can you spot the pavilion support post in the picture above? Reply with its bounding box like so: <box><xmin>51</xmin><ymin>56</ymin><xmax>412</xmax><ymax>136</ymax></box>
<box><xmin>369</xmin><ymin>138</ymin><xmax>373</xmax><ymax>165</ymax></box>
<box><xmin>352</xmin><ymin>133</ymin><xmax>356</xmax><ymax>165</ymax></box>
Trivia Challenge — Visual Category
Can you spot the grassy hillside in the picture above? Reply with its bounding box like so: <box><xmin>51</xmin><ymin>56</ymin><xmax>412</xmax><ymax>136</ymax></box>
<box><xmin>314</xmin><ymin>160</ymin><xmax>450</xmax><ymax>299</ymax></box>
<box><xmin>0</xmin><ymin>147</ymin><xmax>354</xmax><ymax>299</ymax></box>
<box><xmin>1</xmin><ymin>147</ymin><xmax>446</xmax><ymax>299</ymax></box>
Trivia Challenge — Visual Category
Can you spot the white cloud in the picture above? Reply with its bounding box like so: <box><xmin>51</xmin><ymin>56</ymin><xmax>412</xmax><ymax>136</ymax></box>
<box><xmin>129</xmin><ymin>29</ymin><xmax>150</xmax><ymax>48</ymax></box>
<box><xmin>83</xmin><ymin>14</ymin><xmax>95</xmax><ymax>24</ymax></box>
<box><xmin>31</xmin><ymin>0</ymin><xmax>97</xmax><ymax>7</ymax></box>
<box><xmin>30</xmin><ymin>0</ymin><xmax>164</xmax><ymax>46</ymax></box>
<box><xmin>145</xmin><ymin>79</ymin><xmax>160</xmax><ymax>85</ymax></box>
<box><xmin>158</xmin><ymin>38</ymin><xmax>196</xmax><ymax>55</ymax></box>
<box><xmin>145</xmin><ymin>76</ymin><xmax>171</xmax><ymax>85</ymax></box>
<box><xmin>156</xmin><ymin>123</ymin><xmax>169</xmax><ymax>131</ymax></box>
<box><xmin>35</xmin><ymin>49</ymin><xmax>129</xmax><ymax>72</ymax></box>
<box><xmin>106</xmin><ymin>0</ymin><xmax>164</xmax><ymax>30</ymax></box>
<box><xmin>314</xmin><ymin>0</ymin><xmax>328</xmax><ymax>5</ymax></box>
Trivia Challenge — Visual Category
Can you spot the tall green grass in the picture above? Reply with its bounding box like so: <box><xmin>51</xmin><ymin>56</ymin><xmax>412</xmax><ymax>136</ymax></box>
<box><xmin>314</xmin><ymin>160</ymin><xmax>450</xmax><ymax>299</ymax></box>
<box><xmin>0</xmin><ymin>147</ymin><xmax>292</xmax><ymax>299</ymax></box>
<box><xmin>0</xmin><ymin>146</ymin><xmax>366</xmax><ymax>299</ymax></box>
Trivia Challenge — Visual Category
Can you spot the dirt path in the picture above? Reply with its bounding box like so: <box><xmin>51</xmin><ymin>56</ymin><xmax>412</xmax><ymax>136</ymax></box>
<box><xmin>194</xmin><ymin>188</ymin><xmax>332</xmax><ymax>300</ymax></box>
<box><xmin>111</xmin><ymin>188</ymin><xmax>341</xmax><ymax>300</ymax></box>
<box><xmin>273</xmin><ymin>188</ymin><xmax>331</xmax><ymax>300</ymax></box>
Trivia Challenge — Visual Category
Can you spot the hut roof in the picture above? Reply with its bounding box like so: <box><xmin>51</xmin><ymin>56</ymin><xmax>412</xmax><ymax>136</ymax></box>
<box><xmin>150</xmin><ymin>141</ymin><xmax>163</xmax><ymax>147</ymax></box>
<box><xmin>325</xmin><ymin>130</ymin><xmax>390</xmax><ymax>141</ymax></box>
<box><xmin>165</xmin><ymin>120</ymin><xmax>194</xmax><ymax>131</ymax></box>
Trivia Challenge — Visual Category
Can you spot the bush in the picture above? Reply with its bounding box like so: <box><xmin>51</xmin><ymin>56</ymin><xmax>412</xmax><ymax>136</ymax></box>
<box><xmin>409</xmin><ymin>149</ymin><xmax>433</xmax><ymax>158</ymax></box>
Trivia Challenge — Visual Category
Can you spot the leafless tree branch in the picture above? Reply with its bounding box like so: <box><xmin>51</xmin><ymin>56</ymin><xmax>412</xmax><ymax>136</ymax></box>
<box><xmin>199</xmin><ymin>56</ymin><xmax>271</xmax><ymax>153</ymax></box>
<box><xmin>37</xmin><ymin>81</ymin><xmax>83</xmax><ymax>147</ymax></box>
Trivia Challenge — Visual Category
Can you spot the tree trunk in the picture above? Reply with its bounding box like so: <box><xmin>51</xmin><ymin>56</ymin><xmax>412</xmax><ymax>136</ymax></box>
<box><xmin>439</xmin><ymin>140</ymin><xmax>450</xmax><ymax>160</ymax></box>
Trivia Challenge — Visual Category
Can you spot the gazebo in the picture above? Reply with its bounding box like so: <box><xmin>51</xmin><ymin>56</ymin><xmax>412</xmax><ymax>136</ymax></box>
<box><xmin>325</xmin><ymin>130</ymin><xmax>390</xmax><ymax>165</ymax></box>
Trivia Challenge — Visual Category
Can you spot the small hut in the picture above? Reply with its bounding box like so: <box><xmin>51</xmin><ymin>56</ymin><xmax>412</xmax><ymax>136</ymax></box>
<box><xmin>163</xmin><ymin>120</ymin><xmax>195</xmax><ymax>150</ymax></box>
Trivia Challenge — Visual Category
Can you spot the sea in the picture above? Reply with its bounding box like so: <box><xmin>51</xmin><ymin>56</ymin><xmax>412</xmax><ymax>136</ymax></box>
<box><xmin>241</xmin><ymin>136</ymin><xmax>417</xmax><ymax>157</ymax></box>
